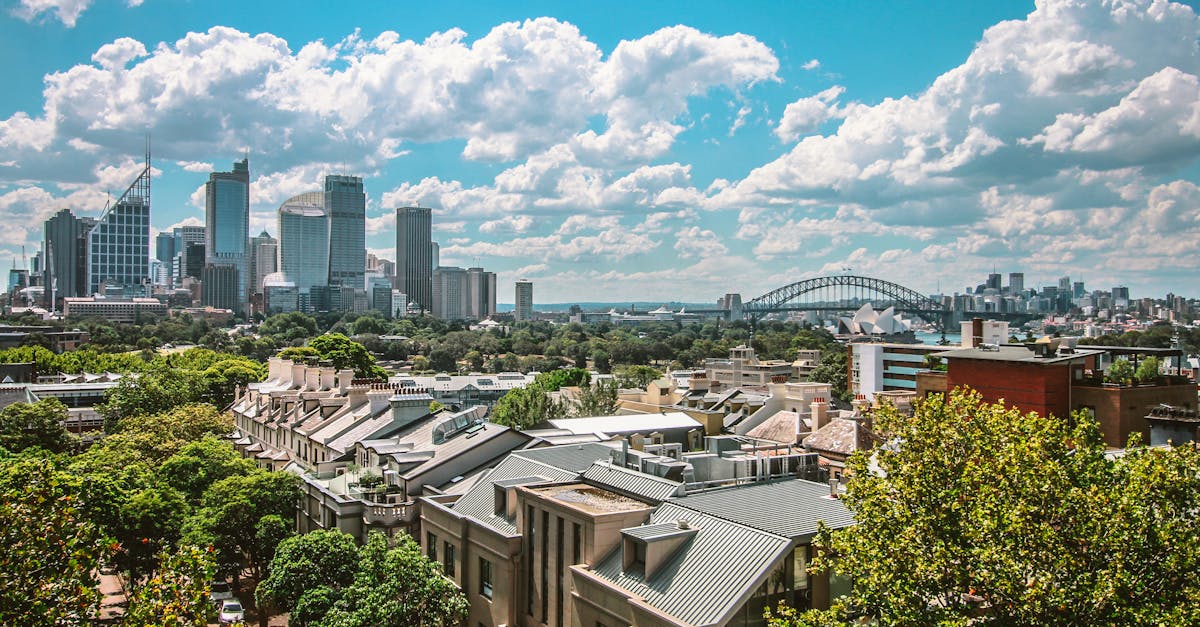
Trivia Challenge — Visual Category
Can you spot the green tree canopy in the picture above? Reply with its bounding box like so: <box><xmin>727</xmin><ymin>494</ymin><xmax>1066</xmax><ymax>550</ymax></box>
<box><xmin>186</xmin><ymin>469</ymin><xmax>301</xmax><ymax>580</ymax></box>
<box><xmin>0</xmin><ymin>455</ymin><xmax>111</xmax><ymax>626</ymax></box>
<box><xmin>771</xmin><ymin>388</ymin><xmax>1200</xmax><ymax>626</ymax></box>
<box><xmin>159</xmin><ymin>434</ymin><xmax>257</xmax><ymax>504</ymax></box>
<box><xmin>1134</xmin><ymin>355</ymin><xmax>1161</xmax><ymax>382</ymax></box>
<box><xmin>0</xmin><ymin>397</ymin><xmax>75</xmax><ymax>454</ymax></box>
<box><xmin>256</xmin><ymin>529</ymin><xmax>361</xmax><ymax>616</ymax></box>
<box><xmin>305</xmin><ymin>333</ymin><xmax>388</xmax><ymax>379</ymax></box>
<box><xmin>1106</xmin><ymin>357</ymin><xmax>1135</xmax><ymax>384</ymax></box>
<box><xmin>808</xmin><ymin>348</ymin><xmax>849</xmax><ymax>401</ymax></box>
<box><xmin>317</xmin><ymin>532</ymin><xmax>468</xmax><ymax>627</ymax></box>
<box><xmin>615</xmin><ymin>364</ymin><xmax>661</xmax><ymax>389</ymax></box>
<box><xmin>123</xmin><ymin>544</ymin><xmax>217</xmax><ymax>627</ymax></box>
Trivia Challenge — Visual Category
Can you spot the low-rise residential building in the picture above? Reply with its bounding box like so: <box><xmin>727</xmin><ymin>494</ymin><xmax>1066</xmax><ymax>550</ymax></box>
<box><xmin>928</xmin><ymin>343</ymin><xmax>1196</xmax><ymax>448</ymax></box>
<box><xmin>705</xmin><ymin>345</ymin><xmax>794</xmax><ymax>388</ymax></box>
<box><xmin>420</xmin><ymin>441</ymin><xmax>848</xmax><ymax>627</ymax></box>
<box><xmin>230</xmin><ymin>358</ymin><xmax>533</xmax><ymax>539</ymax></box>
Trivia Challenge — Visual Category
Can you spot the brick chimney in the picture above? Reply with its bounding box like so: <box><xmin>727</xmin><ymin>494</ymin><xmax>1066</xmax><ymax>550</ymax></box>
<box><xmin>810</xmin><ymin>397</ymin><xmax>829</xmax><ymax>431</ymax></box>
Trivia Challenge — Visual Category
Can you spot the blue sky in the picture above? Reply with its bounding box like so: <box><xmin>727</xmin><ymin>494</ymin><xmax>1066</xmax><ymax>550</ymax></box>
<box><xmin>2</xmin><ymin>0</ymin><xmax>1199</xmax><ymax>304</ymax></box>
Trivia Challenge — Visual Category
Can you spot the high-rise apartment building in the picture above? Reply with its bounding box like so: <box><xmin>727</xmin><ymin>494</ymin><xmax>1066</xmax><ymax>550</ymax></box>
<box><xmin>278</xmin><ymin>192</ymin><xmax>330</xmax><ymax>299</ymax></box>
<box><xmin>432</xmin><ymin>266</ymin><xmax>468</xmax><ymax>319</ymax></box>
<box><xmin>466</xmin><ymin>266</ymin><xmax>496</xmax><ymax>320</ymax></box>
<box><xmin>1112</xmin><ymin>286</ymin><xmax>1130</xmax><ymax>310</ymax></box>
<box><xmin>88</xmin><ymin>162</ymin><xmax>150</xmax><ymax>297</ymax></box>
<box><xmin>1008</xmin><ymin>272</ymin><xmax>1024</xmax><ymax>295</ymax></box>
<box><xmin>514</xmin><ymin>279</ymin><xmax>533</xmax><ymax>321</ymax></box>
<box><xmin>396</xmin><ymin>206</ymin><xmax>433</xmax><ymax>311</ymax></box>
<box><xmin>155</xmin><ymin>232</ymin><xmax>176</xmax><ymax>273</ymax></box>
<box><xmin>42</xmin><ymin>209</ymin><xmax>93</xmax><ymax>308</ymax></box>
<box><xmin>249</xmin><ymin>231</ymin><xmax>277</xmax><ymax>296</ymax></box>
<box><xmin>325</xmin><ymin>175</ymin><xmax>365</xmax><ymax>290</ymax></box>
<box><xmin>205</xmin><ymin>158</ymin><xmax>250</xmax><ymax>313</ymax></box>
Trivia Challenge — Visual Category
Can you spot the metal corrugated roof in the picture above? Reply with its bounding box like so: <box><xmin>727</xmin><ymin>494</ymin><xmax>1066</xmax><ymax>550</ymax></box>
<box><xmin>668</xmin><ymin>478</ymin><xmax>854</xmax><ymax>541</ymax></box>
<box><xmin>450</xmin><ymin>443</ymin><xmax>617</xmax><ymax>535</ymax></box>
<box><xmin>589</xmin><ymin>502</ymin><xmax>791</xmax><ymax>627</ymax></box>
<box><xmin>582</xmin><ymin>461</ymin><xmax>683</xmax><ymax>502</ymax></box>
<box><xmin>621</xmin><ymin>521</ymin><xmax>695</xmax><ymax>541</ymax></box>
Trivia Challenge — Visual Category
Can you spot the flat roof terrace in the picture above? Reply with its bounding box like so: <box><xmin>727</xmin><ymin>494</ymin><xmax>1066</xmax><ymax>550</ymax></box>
<box><xmin>525</xmin><ymin>483</ymin><xmax>651</xmax><ymax>515</ymax></box>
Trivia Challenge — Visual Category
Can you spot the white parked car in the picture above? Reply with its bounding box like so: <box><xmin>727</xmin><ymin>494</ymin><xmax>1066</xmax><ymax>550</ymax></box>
<box><xmin>209</xmin><ymin>580</ymin><xmax>232</xmax><ymax>604</ymax></box>
<box><xmin>218</xmin><ymin>599</ymin><xmax>244</xmax><ymax>624</ymax></box>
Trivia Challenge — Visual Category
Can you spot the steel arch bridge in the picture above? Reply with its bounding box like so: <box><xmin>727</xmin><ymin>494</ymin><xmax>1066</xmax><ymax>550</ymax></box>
<box><xmin>742</xmin><ymin>275</ymin><xmax>952</xmax><ymax>330</ymax></box>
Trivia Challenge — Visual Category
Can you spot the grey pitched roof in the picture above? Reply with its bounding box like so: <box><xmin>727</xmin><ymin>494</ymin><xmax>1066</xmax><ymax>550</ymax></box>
<box><xmin>667</xmin><ymin>478</ymin><xmax>854</xmax><ymax>541</ymax></box>
<box><xmin>450</xmin><ymin>442</ymin><xmax>617</xmax><ymax>534</ymax></box>
<box><xmin>581</xmin><ymin>461</ymin><xmax>684</xmax><ymax>502</ymax></box>
<box><xmin>589</xmin><ymin>502</ymin><xmax>791</xmax><ymax>627</ymax></box>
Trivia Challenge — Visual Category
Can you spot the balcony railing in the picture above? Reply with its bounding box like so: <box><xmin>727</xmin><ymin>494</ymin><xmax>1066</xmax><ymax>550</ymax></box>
<box><xmin>363</xmin><ymin>503</ymin><xmax>417</xmax><ymax>526</ymax></box>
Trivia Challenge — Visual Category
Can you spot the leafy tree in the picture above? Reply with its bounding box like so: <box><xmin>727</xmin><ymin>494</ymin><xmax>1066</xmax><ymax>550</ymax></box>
<box><xmin>616</xmin><ymin>365</ymin><xmax>661</xmax><ymax>389</ymax></box>
<box><xmin>98</xmin><ymin>366</ymin><xmax>204</xmax><ymax>432</ymax></box>
<box><xmin>188</xmin><ymin>469</ymin><xmax>301</xmax><ymax>580</ymax></box>
<box><xmin>591</xmin><ymin>349</ymin><xmax>612</xmax><ymax>373</ymax></box>
<box><xmin>256</xmin><ymin>529</ymin><xmax>360</xmax><ymax>618</ymax></box>
<box><xmin>0</xmin><ymin>455</ymin><xmax>111</xmax><ymax>626</ymax></box>
<box><xmin>200</xmin><ymin>357</ymin><xmax>266</xmax><ymax>407</ymax></box>
<box><xmin>308</xmin><ymin>333</ymin><xmax>389</xmax><ymax>379</ymax></box>
<box><xmin>116</xmin><ymin>484</ymin><xmax>190</xmax><ymax>579</ymax></box>
<box><xmin>253</xmin><ymin>514</ymin><xmax>294</xmax><ymax>578</ymax></box>
<box><xmin>123</xmin><ymin>544</ymin><xmax>216</xmax><ymax>627</ymax></box>
<box><xmin>100</xmin><ymin>404</ymin><xmax>234</xmax><ymax>465</ymax></box>
<box><xmin>1134</xmin><ymin>355</ymin><xmax>1161</xmax><ymax>383</ymax></box>
<box><xmin>808</xmin><ymin>348</ymin><xmax>849</xmax><ymax>401</ymax></box>
<box><xmin>427</xmin><ymin>348</ymin><xmax>458</xmax><ymax>373</ymax></box>
<box><xmin>317</xmin><ymin>532</ymin><xmax>468</xmax><ymax>627</ymax></box>
<box><xmin>0</xmin><ymin>397</ymin><xmax>75</xmax><ymax>453</ymax></box>
<box><xmin>771</xmin><ymin>388</ymin><xmax>1200</xmax><ymax>626</ymax></box>
<box><xmin>410</xmin><ymin>355</ymin><xmax>431</xmax><ymax>372</ymax></box>
<box><xmin>574</xmin><ymin>379</ymin><xmax>620</xmax><ymax>417</ymax></box>
<box><xmin>260</xmin><ymin>312</ymin><xmax>319</xmax><ymax>343</ymax></box>
<box><xmin>491</xmin><ymin>385</ymin><xmax>567</xmax><ymax>430</ymax></box>
<box><xmin>160</xmin><ymin>434</ymin><xmax>257</xmax><ymax>504</ymax></box>
<box><xmin>1106</xmin><ymin>357</ymin><xmax>1135</xmax><ymax>384</ymax></box>
<box><xmin>464</xmin><ymin>350</ymin><xmax>485</xmax><ymax>372</ymax></box>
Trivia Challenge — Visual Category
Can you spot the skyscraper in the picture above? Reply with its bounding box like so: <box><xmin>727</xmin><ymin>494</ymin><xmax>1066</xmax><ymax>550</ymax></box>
<box><xmin>986</xmin><ymin>273</ymin><xmax>1001</xmax><ymax>291</ymax></box>
<box><xmin>172</xmin><ymin>226</ymin><xmax>205</xmax><ymax>283</ymax></box>
<box><xmin>88</xmin><ymin>161</ymin><xmax>150</xmax><ymax>297</ymax></box>
<box><xmin>466</xmin><ymin>266</ymin><xmax>496</xmax><ymax>320</ymax></box>
<box><xmin>325</xmin><ymin>175</ymin><xmax>365</xmax><ymax>290</ymax></box>
<box><xmin>432</xmin><ymin>266</ymin><xmax>468</xmax><ymax>319</ymax></box>
<box><xmin>515</xmin><ymin>279</ymin><xmax>533</xmax><ymax>321</ymax></box>
<box><xmin>396</xmin><ymin>206</ymin><xmax>433</xmax><ymax>311</ymax></box>
<box><xmin>200</xmin><ymin>264</ymin><xmax>239</xmax><ymax>310</ymax></box>
<box><xmin>205</xmin><ymin>158</ymin><xmax>250</xmax><ymax>313</ymax></box>
<box><xmin>1008</xmin><ymin>272</ymin><xmax>1024</xmax><ymax>295</ymax></box>
<box><xmin>278</xmin><ymin>192</ymin><xmax>330</xmax><ymax>304</ymax></box>
<box><xmin>249</xmin><ymin>230</ymin><xmax>277</xmax><ymax>296</ymax></box>
<box><xmin>42</xmin><ymin>209</ymin><xmax>93</xmax><ymax>308</ymax></box>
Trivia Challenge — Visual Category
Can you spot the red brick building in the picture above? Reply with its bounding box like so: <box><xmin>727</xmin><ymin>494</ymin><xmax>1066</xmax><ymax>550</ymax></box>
<box><xmin>931</xmin><ymin>345</ymin><xmax>1196</xmax><ymax>448</ymax></box>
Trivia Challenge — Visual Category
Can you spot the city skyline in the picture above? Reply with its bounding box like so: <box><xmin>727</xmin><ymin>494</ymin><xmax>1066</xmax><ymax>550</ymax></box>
<box><xmin>2</xmin><ymin>1</ymin><xmax>1200</xmax><ymax>303</ymax></box>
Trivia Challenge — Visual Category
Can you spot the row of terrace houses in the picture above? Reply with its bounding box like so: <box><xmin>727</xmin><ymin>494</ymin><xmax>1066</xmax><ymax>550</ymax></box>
<box><xmin>229</xmin><ymin>357</ymin><xmax>532</xmax><ymax>538</ymax></box>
